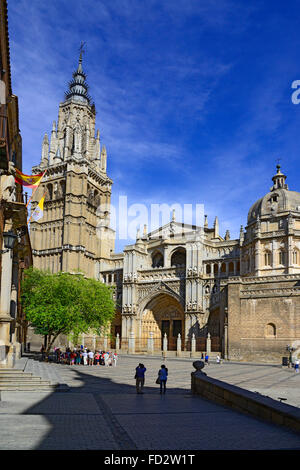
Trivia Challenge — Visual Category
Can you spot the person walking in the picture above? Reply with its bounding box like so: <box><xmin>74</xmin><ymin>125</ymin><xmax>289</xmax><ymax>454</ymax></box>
<box><xmin>216</xmin><ymin>354</ymin><xmax>221</xmax><ymax>364</ymax></box>
<box><xmin>104</xmin><ymin>351</ymin><xmax>110</xmax><ymax>366</ymax></box>
<box><xmin>113</xmin><ymin>352</ymin><xmax>118</xmax><ymax>367</ymax></box>
<box><xmin>70</xmin><ymin>351</ymin><xmax>76</xmax><ymax>365</ymax></box>
<box><xmin>294</xmin><ymin>358</ymin><xmax>299</xmax><ymax>373</ymax></box>
<box><xmin>94</xmin><ymin>351</ymin><xmax>100</xmax><ymax>365</ymax></box>
<box><xmin>82</xmin><ymin>349</ymin><xmax>88</xmax><ymax>366</ymax></box>
<box><xmin>157</xmin><ymin>364</ymin><xmax>168</xmax><ymax>394</ymax></box>
<box><xmin>88</xmin><ymin>350</ymin><xmax>94</xmax><ymax>366</ymax></box>
<box><xmin>75</xmin><ymin>350</ymin><xmax>81</xmax><ymax>365</ymax></box>
<box><xmin>135</xmin><ymin>363</ymin><xmax>147</xmax><ymax>394</ymax></box>
<box><xmin>205</xmin><ymin>353</ymin><xmax>209</xmax><ymax>365</ymax></box>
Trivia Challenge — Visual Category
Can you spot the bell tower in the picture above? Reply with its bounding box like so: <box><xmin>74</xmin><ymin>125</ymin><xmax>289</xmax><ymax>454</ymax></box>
<box><xmin>30</xmin><ymin>50</ymin><xmax>115</xmax><ymax>277</ymax></box>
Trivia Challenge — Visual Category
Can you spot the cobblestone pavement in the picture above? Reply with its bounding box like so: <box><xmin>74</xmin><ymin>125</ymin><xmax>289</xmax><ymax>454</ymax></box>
<box><xmin>0</xmin><ymin>354</ymin><xmax>300</xmax><ymax>450</ymax></box>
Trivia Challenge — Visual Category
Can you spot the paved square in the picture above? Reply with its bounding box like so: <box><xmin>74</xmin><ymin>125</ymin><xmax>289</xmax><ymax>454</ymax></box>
<box><xmin>0</xmin><ymin>354</ymin><xmax>300</xmax><ymax>450</ymax></box>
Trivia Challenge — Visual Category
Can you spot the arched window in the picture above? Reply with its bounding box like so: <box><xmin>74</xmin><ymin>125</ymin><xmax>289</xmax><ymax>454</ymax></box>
<box><xmin>265</xmin><ymin>323</ymin><xmax>276</xmax><ymax>337</ymax></box>
<box><xmin>228</xmin><ymin>262</ymin><xmax>234</xmax><ymax>274</ymax></box>
<box><xmin>293</xmin><ymin>250</ymin><xmax>299</xmax><ymax>265</ymax></box>
<box><xmin>152</xmin><ymin>251</ymin><xmax>164</xmax><ymax>268</ymax></box>
<box><xmin>60</xmin><ymin>181</ymin><xmax>66</xmax><ymax>197</ymax></box>
<box><xmin>213</xmin><ymin>263</ymin><xmax>218</xmax><ymax>275</ymax></box>
<box><xmin>206</xmin><ymin>264</ymin><xmax>211</xmax><ymax>274</ymax></box>
<box><xmin>46</xmin><ymin>183</ymin><xmax>53</xmax><ymax>201</ymax></box>
<box><xmin>279</xmin><ymin>250</ymin><xmax>286</xmax><ymax>266</ymax></box>
<box><xmin>170</xmin><ymin>248</ymin><xmax>186</xmax><ymax>267</ymax></box>
<box><xmin>264</xmin><ymin>251</ymin><xmax>272</xmax><ymax>266</ymax></box>
<box><xmin>94</xmin><ymin>190</ymin><xmax>100</xmax><ymax>207</ymax></box>
<box><xmin>221</xmin><ymin>262</ymin><xmax>226</xmax><ymax>274</ymax></box>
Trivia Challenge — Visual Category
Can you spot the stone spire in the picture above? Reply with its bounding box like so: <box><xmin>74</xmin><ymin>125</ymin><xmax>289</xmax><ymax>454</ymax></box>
<box><xmin>41</xmin><ymin>133</ymin><xmax>49</xmax><ymax>168</ymax></box>
<box><xmin>64</xmin><ymin>46</ymin><xmax>94</xmax><ymax>108</ymax></box>
<box><xmin>100</xmin><ymin>145</ymin><xmax>107</xmax><ymax>173</ymax></box>
<box><xmin>214</xmin><ymin>216</ymin><xmax>219</xmax><ymax>238</ymax></box>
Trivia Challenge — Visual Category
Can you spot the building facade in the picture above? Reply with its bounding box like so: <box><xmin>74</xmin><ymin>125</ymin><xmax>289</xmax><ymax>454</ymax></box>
<box><xmin>31</xmin><ymin>54</ymin><xmax>300</xmax><ymax>363</ymax></box>
<box><xmin>0</xmin><ymin>0</ymin><xmax>33</xmax><ymax>367</ymax></box>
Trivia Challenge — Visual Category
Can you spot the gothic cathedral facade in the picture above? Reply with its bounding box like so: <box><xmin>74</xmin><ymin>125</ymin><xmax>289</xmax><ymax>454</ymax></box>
<box><xmin>30</xmin><ymin>54</ymin><xmax>300</xmax><ymax>363</ymax></box>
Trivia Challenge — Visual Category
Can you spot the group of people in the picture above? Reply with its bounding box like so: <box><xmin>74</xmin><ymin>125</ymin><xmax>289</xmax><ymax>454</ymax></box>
<box><xmin>40</xmin><ymin>345</ymin><xmax>118</xmax><ymax>367</ymax></box>
<box><xmin>135</xmin><ymin>363</ymin><xmax>168</xmax><ymax>395</ymax></box>
<box><xmin>201</xmin><ymin>353</ymin><xmax>221</xmax><ymax>364</ymax></box>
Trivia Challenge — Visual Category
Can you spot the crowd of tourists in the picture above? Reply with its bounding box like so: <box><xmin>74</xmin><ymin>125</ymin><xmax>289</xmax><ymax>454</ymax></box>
<box><xmin>40</xmin><ymin>345</ymin><xmax>118</xmax><ymax>367</ymax></box>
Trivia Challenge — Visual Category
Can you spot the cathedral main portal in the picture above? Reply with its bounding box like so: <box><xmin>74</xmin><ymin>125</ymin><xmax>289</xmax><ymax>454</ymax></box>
<box><xmin>140</xmin><ymin>293</ymin><xmax>185</xmax><ymax>351</ymax></box>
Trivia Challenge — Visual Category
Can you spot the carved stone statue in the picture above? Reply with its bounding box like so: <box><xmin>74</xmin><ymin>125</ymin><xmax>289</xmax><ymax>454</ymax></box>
<box><xmin>1</xmin><ymin>163</ymin><xmax>16</xmax><ymax>202</ymax></box>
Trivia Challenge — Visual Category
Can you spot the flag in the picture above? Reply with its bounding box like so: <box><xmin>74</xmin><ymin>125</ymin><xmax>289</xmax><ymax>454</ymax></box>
<box><xmin>15</xmin><ymin>168</ymin><xmax>45</xmax><ymax>188</ymax></box>
<box><xmin>30</xmin><ymin>194</ymin><xmax>45</xmax><ymax>222</ymax></box>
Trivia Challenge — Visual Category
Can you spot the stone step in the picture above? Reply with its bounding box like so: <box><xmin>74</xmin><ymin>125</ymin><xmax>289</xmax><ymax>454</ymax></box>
<box><xmin>0</xmin><ymin>384</ymin><xmax>58</xmax><ymax>391</ymax></box>
<box><xmin>0</xmin><ymin>373</ymin><xmax>34</xmax><ymax>380</ymax></box>
<box><xmin>0</xmin><ymin>378</ymin><xmax>54</xmax><ymax>385</ymax></box>
<box><xmin>0</xmin><ymin>377</ymin><xmax>47</xmax><ymax>383</ymax></box>
<box><xmin>0</xmin><ymin>369</ymin><xmax>32</xmax><ymax>374</ymax></box>
<box><xmin>0</xmin><ymin>367</ymin><xmax>57</xmax><ymax>391</ymax></box>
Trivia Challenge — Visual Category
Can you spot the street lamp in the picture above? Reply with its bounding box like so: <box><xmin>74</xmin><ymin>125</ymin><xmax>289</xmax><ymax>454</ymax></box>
<box><xmin>0</xmin><ymin>231</ymin><xmax>17</xmax><ymax>254</ymax></box>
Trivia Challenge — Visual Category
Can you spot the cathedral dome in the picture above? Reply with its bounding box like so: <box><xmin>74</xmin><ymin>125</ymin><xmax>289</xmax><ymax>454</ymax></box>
<box><xmin>247</xmin><ymin>165</ymin><xmax>300</xmax><ymax>224</ymax></box>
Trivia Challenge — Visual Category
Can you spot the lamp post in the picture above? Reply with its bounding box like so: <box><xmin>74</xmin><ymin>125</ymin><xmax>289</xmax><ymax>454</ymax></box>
<box><xmin>1</xmin><ymin>231</ymin><xmax>17</xmax><ymax>253</ymax></box>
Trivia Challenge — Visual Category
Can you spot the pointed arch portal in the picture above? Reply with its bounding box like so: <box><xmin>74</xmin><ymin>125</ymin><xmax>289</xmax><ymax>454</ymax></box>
<box><xmin>140</xmin><ymin>293</ymin><xmax>185</xmax><ymax>351</ymax></box>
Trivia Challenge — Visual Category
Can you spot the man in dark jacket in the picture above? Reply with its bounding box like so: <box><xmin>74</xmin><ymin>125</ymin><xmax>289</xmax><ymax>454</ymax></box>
<box><xmin>135</xmin><ymin>363</ymin><xmax>147</xmax><ymax>394</ymax></box>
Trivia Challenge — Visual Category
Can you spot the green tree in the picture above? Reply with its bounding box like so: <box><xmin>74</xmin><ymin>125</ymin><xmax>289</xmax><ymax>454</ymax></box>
<box><xmin>21</xmin><ymin>267</ymin><xmax>115</xmax><ymax>357</ymax></box>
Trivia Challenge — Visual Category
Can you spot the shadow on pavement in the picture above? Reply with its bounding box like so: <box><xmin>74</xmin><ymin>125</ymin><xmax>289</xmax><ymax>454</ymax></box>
<box><xmin>19</xmin><ymin>364</ymin><xmax>189</xmax><ymax>450</ymax></box>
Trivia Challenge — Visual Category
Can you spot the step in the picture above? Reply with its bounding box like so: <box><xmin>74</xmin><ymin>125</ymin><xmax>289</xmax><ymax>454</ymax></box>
<box><xmin>0</xmin><ymin>370</ymin><xmax>32</xmax><ymax>375</ymax></box>
<box><xmin>0</xmin><ymin>374</ymin><xmax>35</xmax><ymax>379</ymax></box>
<box><xmin>0</xmin><ymin>384</ymin><xmax>58</xmax><ymax>391</ymax></box>
<box><xmin>0</xmin><ymin>377</ymin><xmax>47</xmax><ymax>383</ymax></box>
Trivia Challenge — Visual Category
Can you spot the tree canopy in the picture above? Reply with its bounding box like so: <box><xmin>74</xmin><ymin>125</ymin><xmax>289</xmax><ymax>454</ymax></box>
<box><xmin>21</xmin><ymin>268</ymin><xmax>116</xmax><ymax>353</ymax></box>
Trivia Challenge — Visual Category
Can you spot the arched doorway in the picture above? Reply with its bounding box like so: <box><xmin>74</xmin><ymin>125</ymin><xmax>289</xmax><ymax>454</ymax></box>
<box><xmin>110</xmin><ymin>310</ymin><xmax>122</xmax><ymax>349</ymax></box>
<box><xmin>140</xmin><ymin>293</ymin><xmax>185</xmax><ymax>351</ymax></box>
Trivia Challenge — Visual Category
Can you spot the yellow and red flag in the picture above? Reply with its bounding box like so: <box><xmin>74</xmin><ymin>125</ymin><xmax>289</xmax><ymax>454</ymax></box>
<box><xmin>15</xmin><ymin>169</ymin><xmax>45</xmax><ymax>188</ymax></box>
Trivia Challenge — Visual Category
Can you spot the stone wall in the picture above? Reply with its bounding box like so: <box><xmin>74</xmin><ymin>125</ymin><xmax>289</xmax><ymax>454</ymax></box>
<box><xmin>227</xmin><ymin>276</ymin><xmax>300</xmax><ymax>362</ymax></box>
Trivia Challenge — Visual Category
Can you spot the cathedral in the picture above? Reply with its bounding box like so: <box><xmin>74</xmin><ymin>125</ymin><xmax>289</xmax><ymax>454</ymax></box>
<box><xmin>30</xmin><ymin>53</ymin><xmax>300</xmax><ymax>363</ymax></box>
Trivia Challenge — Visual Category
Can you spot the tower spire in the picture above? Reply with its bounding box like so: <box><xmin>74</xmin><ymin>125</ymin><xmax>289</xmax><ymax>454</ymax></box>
<box><xmin>64</xmin><ymin>44</ymin><xmax>94</xmax><ymax>108</ymax></box>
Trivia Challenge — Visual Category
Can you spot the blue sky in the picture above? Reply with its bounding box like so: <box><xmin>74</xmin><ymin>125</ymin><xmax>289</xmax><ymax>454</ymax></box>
<box><xmin>7</xmin><ymin>0</ymin><xmax>300</xmax><ymax>252</ymax></box>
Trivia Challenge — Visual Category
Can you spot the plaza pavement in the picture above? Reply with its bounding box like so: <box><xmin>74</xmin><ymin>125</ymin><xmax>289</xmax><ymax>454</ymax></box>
<box><xmin>0</xmin><ymin>353</ymin><xmax>299</xmax><ymax>451</ymax></box>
